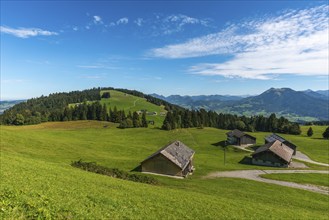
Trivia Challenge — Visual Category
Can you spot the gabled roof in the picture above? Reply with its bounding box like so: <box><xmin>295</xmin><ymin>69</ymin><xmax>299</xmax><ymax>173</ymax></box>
<box><xmin>142</xmin><ymin>141</ymin><xmax>195</xmax><ymax>170</ymax></box>
<box><xmin>226</xmin><ymin>129</ymin><xmax>256</xmax><ymax>140</ymax></box>
<box><xmin>265</xmin><ymin>133</ymin><xmax>287</xmax><ymax>143</ymax></box>
<box><xmin>252</xmin><ymin>140</ymin><xmax>294</xmax><ymax>163</ymax></box>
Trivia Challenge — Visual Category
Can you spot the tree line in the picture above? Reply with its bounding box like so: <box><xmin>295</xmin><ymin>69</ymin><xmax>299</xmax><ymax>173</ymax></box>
<box><xmin>1</xmin><ymin>88</ymin><xmax>101</xmax><ymax>125</ymax></box>
<box><xmin>0</xmin><ymin>87</ymin><xmax>303</xmax><ymax>135</ymax></box>
<box><xmin>62</xmin><ymin>102</ymin><xmax>148</xmax><ymax>128</ymax></box>
<box><xmin>161</xmin><ymin>109</ymin><xmax>302</xmax><ymax>135</ymax></box>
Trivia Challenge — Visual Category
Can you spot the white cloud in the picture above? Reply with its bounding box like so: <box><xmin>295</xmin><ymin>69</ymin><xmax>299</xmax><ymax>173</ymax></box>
<box><xmin>2</xmin><ymin>79</ymin><xmax>26</xmax><ymax>84</ymax></box>
<box><xmin>73</xmin><ymin>26</ymin><xmax>78</xmax><ymax>31</ymax></box>
<box><xmin>134</xmin><ymin>18</ymin><xmax>144</xmax><ymax>26</ymax></box>
<box><xmin>117</xmin><ymin>17</ymin><xmax>129</xmax><ymax>25</ymax></box>
<box><xmin>93</xmin><ymin>15</ymin><xmax>102</xmax><ymax>24</ymax></box>
<box><xmin>160</xmin><ymin>14</ymin><xmax>211</xmax><ymax>35</ymax></box>
<box><xmin>77</xmin><ymin>65</ymin><xmax>104</xmax><ymax>69</ymax></box>
<box><xmin>77</xmin><ymin>64</ymin><xmax>119</xmax><ymax>70</ymax></box>
<box><xmin>149</xmin><ymin>5</ymin><xmax>329</xmax><ymax>79</ymax></box>
<box><xmin>0</xmin><ymin>26</ymin><xmax>58</xmax><ymax>38</ymax></box>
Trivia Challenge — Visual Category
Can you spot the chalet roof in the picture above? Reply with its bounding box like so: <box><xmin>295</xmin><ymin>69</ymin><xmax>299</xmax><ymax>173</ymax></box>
<box><xmin>252</xmin><ymin>140</ymin><xmax>294</xmax><ymax>163</ymax></box>
<box><xmin>226</xmin><ymin>129</ymin><xmax>256</xmax><ymax>140</ymax></box>
<box><xmin>265</xmin><ymin>133</ymin><xmax>297</xmax><ymax>149</ymax></box>
<box><xmin>142</xmin><ymin>141</ymin><xmax>195</xmax><ymax>170</ymax></box>
<box><xmin>265</xmin><ymin>133</ymin><xmax>286</xmax><ymax>143</ymax></box>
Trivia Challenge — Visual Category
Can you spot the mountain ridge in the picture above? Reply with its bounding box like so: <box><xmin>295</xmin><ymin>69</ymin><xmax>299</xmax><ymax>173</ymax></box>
<box><xmin>150</xmin><ymin>88</ymin><xmax>329</xmax><ymax>121</ymax></box>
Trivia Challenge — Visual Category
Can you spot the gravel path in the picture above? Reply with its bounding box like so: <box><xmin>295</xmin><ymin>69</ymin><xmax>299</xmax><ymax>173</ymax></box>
<box><xmin>293</xmin><ymin>151</ymin><xmax>329</xmax><ymax>167</ymax></box>
<box><xmin>205</xmin><ymin>170</ymin><xmax>329</xmax><ymax>195</ymax></box>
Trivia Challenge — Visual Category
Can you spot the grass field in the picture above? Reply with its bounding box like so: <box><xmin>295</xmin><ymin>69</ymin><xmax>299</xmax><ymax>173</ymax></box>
<box><xmin>100</xmin><ymin>90</ymin><xmax>166</xmax><ymax>127</ymax></box>
<box><xmin>1</xmin><ymin>121</ymin><xmax>328</xmax><ymax>219</ymax></box>
<box><xmin>260</xmin><ymin>173</ymin><xmax>329</xmax><ymax>187</ymax></box>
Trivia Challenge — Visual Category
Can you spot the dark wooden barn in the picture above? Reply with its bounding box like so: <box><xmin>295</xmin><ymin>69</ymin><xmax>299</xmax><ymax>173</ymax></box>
<box><xmin>141</xmin><ymin>141</ymin><xmax>195</xmax><ymax>177</ymax></box>
<box><xmin>252</xmin><ymin>140</ymin><xmax>294</xmax><ymax>167</ymax></box>
<box><xmin>265</xmin><ymin>133</ymin><xmax>297</xmax><ymax>155</ymax></box>
<box><xmin>226</xmin><ymin>129</ymin><xmax>256</xmax><ymax>146</ymax></box>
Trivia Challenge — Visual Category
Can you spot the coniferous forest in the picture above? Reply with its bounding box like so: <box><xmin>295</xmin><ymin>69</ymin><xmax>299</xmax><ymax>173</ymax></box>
<box><xmin>0</xmin><ymin>87</ymin><xmax>301</xmax><ymax>134</ymax></box>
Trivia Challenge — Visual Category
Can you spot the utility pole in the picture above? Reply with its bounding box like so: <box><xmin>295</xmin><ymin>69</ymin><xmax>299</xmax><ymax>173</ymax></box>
<box><xmin>224</xmin><ymin>141</ymin><xmax>227</xmax><ymax>165</ymax></box>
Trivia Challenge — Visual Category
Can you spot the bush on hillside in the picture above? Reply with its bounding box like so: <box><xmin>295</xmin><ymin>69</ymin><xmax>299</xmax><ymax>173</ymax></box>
<box><xmin>71</xmin><ymin>160</ymin><xmax>159</xmax><ymax>185</ymax></box>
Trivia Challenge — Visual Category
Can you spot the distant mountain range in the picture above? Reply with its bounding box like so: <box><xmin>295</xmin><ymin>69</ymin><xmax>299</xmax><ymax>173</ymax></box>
<box><xmin>0</xmin><ymin>100</ymin><xmax>26</xmax><ymax>114</ymax></box>
<box><xmin>1</xmin><ymin>88</ymin><xmax>328</xmax><ymax>122</ymax></box>
<box><xmin>151</xmin><ymin>88</ymin><xmax>329</xmax><ymax>122</ymax></box>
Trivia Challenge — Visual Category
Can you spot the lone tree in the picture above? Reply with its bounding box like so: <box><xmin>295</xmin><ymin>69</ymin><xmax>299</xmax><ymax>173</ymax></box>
<box><xmin>322</xmin><ymin>127</ymin><xmax>329</xmax><ymax>139</ymax></box>
<box><xmin>101</xmin><ymin>92</ymin><xmax>110</xmax><ymax>98</ymax></box>
<box><xmin>307</xmin><ymin>127</ymin><xmax>313</xmax><ymax>137</ymax></box>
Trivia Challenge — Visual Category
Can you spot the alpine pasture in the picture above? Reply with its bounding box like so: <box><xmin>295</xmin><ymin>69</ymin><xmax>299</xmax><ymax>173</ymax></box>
<box><xmin>1</xmin><ymin>91</ymin><xmax>328</xmax><ymax>219</ymax></box>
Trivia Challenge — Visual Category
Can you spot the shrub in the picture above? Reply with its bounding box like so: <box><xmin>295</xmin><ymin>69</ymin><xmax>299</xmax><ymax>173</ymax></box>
<box><xmin>71</xmin><ymin>160</ymin><xmax>159</xmax><ymax>185</ymax></box>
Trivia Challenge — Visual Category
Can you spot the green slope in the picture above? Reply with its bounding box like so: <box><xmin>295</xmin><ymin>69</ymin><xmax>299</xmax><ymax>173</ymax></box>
<box><xmin>100</xmin><ymin>90</ymin><xmax>166</xmax><ymax>127</ymax></box>
<box><xmin>1</xmin><ymin>122</ymin><xmax>328</xmax><ymax>219</ymax></box>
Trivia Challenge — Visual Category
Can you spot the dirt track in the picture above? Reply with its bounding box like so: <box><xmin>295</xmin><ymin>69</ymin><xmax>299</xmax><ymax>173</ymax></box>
<box><xmin>293</xmin><ymin>151</ymin><xmax>329</xmax><ymax>167</ymax></box>
<box><xmin>205</xmin><ymin>169</ymin><xmax>329</xmax><ymax>195</ymax></box>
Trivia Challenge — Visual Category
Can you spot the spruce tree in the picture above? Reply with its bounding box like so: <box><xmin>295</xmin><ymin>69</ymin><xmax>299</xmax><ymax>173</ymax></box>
<box><xmin>307</xmin><ymin>127</ymin><xmax>313</xmax><ymax>137</ymax></box>
<box><xmin>132</xmin><ymin>112</ymin><xmax>141</xmax><ymax>127</ymax></box>
<box><xmin>322</xmin><ymin>127</ymin><xmax>329</xmax><ymax>139</ymax></box>
<box><xmin>142</xmin><ymin>112</ymin><xmax>148</xmax><ymax>128</ymax></box>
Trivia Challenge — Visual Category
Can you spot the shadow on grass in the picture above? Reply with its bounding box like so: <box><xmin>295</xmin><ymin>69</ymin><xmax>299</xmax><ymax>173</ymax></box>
<box><xmin>131</xmin><ymin>165</ymin><xmax>142</xmax><ymax>172</ymax></box>
<box><xmin>248</xmin><ymin>145</ymin><xmax>262</xmax><ymax>151</ymax></box>
<box><xmin>239</xmin><ymin>156</ymin><xmax>252</xmax><ymax>165</ymax></box>
<box><xmin>211</xmin><ymin>141</ymin><xmax>227</xmax><ymax>147</ymax></box>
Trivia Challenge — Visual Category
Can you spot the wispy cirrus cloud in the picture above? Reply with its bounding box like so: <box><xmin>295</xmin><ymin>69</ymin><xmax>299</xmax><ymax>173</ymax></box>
<box><xmin>93</xmin><ymin>15</ymin><xmax>103</xmax><ymax>24</ymax></box>
<box><xmin>0</xmin><ymin>26</ymin><xmax>58</xmax><ymax>38</ymax></box>
<box><xmin>1</xmin><ymin>79</ymin><xmax>28</xmax><ymax>84</ymax></box>
<box><xmin>149</xmin><ymin>5</ymin><xmax>329</xmax><ymax>80</ymax></box>
<box><xmin>151</xmin><ymin>14</ymin><xmax>212</xmax><ymax>35</ymax></box>
<box><xmin>134</xmin><ymin>18</ymin><xmax>144</xmax><ymax>27</ymax></box>
<box><xmin>107</xmin><ymin>17</ymin><xmax>129</xmax><ymax>27</ymax></box>
<box><xmin>117</xmin><ymin>17</ymin><xmax>129</xmax><ymax>25</ymax></box>
<box><xmin>77</xmin><ymin>64</ymin><xmax>119</xmax><ymax>70</ymax></box>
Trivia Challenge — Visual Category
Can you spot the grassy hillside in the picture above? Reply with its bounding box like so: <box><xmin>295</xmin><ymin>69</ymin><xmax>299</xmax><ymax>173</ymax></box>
<box><xmin>100</xmin><ymin>90</ymin><xmax>166</xmax><ymax>127</ymax></box>
<box><xmin>261</xmin><ymin>173</ymin><xmax>329</xmax><ymax>187</ymax></box>
<box><xmin>1</xmin><ymin>122</ymin><xmax>328</xmax><ymax>219</ymax></box>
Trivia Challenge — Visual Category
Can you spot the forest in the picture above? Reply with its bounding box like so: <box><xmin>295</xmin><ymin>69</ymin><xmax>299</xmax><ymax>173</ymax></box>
<box><xmin>161</xmin><ymin>109</ymin><xmax>301</xmax><ymax>134</ymax></box>
<box><xmin>0</xmin><ymin>87</ymin><xmax>301</xmax><ymax>134</ymax></box>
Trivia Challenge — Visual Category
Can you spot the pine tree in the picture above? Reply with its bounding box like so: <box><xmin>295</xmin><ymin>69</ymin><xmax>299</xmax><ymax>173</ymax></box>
<box><xmin>307</xmin><ymin>127</ymin><xmax>313</xmax><ymax>137</ymax></box>
<box><xmin>101</xmin><ymin>104</ymin><xmax>107</xmax><ymax>121</ymax></box>
<box><xmin>162</xmin><ymin>112</ymin><xmax>173</xmax><ymax>130</ymax></box>
<box><xmin>132</xmin><ymin>112</ymin><xmax>141</xmax><ymax>127</ymax></box>
<box><xmin>322</xmin><ymin>127</ymin><xmax>329</xmax><ymax>139</ymax></box>
<box><xmin>141</xmin><ymin>112</ymin><xmax>148</xmax><ymax>128</ymax></box>
<box><xmin>112</xmin><ymin>106</ymin><xmax>118</xmax><ymax>122</ymax></box>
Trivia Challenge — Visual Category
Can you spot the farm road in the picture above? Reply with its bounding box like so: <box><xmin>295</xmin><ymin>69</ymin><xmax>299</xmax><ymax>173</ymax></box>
<box><xmin>205</xmin><ymin>170</ymin><xmax>329</xmax><ymax>195</ymax></box>
<box><xmin>293</xmin><ymin>151</ymin><xmax>329</xmax><ymax>167</ymax></box>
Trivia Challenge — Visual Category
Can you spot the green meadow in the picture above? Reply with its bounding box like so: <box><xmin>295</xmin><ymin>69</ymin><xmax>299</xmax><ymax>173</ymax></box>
<box><xmin>261</xmin><ymin>173</ymin><xmax>329</xmax><ymax>187</ymax></box>
<box><xmin>100</xmin><ymin>90</ymin><xmax>167</xmax><ymax>126</ymax></box>
<box><xmin>1</xmin><ymin>121</ymin><xmax>328</xmax><ymax>219</ymax></box>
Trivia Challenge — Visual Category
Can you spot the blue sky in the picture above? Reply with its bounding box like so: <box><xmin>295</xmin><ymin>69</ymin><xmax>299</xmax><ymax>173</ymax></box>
<box><xmin>1</xmin><ymin>1</ymin><xmax>328</xmax><ymax>99</ymax></box>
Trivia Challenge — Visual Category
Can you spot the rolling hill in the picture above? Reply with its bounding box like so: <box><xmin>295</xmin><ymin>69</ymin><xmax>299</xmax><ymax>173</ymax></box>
<box><xmin>100</xmin><ymin>90</ymin><xmax>167</xmax><ymax>126</ymax></box>
<box><xmin>1</xmin><ymin>121</ymin><xmax>328</xmax><ymax>219</ymax></box>
<box><xmin>1</xmin><ymin>87</ymin><xmax>328</xmax><ymax>219</ymax></box>
<box><xmin>152</xmin><ymin>88</ymin><xmax>329</xmax><ymax>121</ymax></box>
